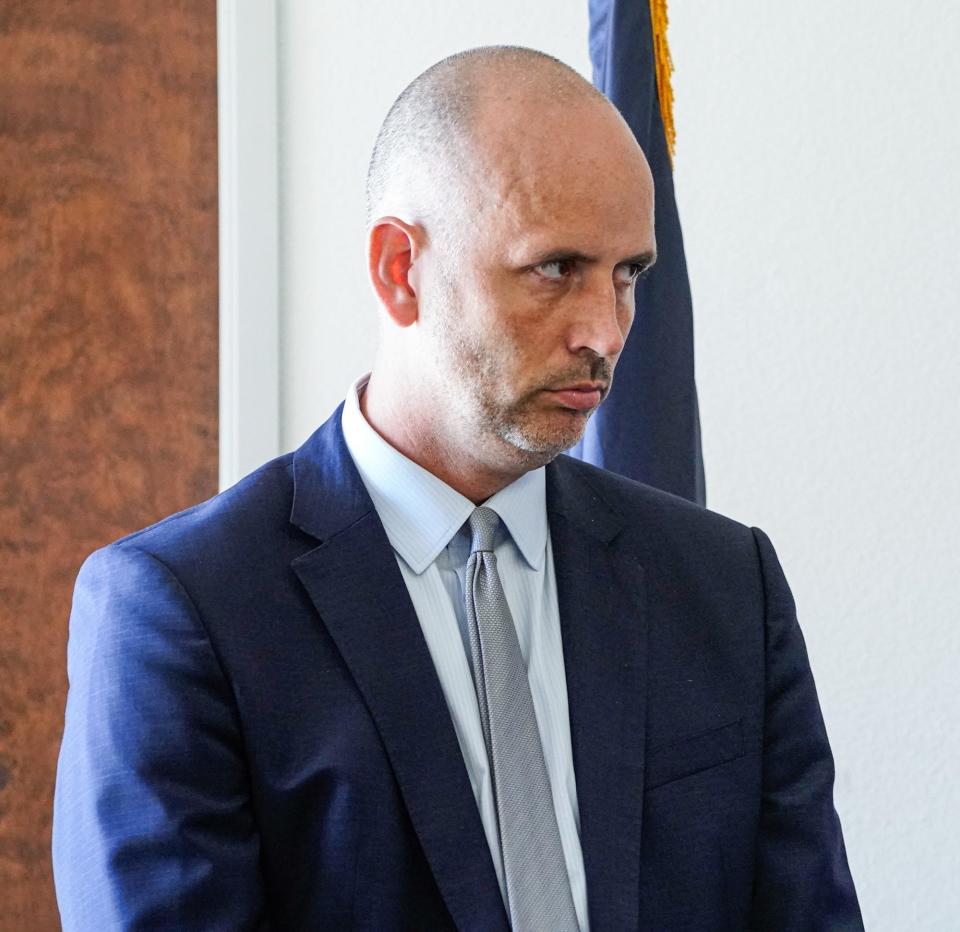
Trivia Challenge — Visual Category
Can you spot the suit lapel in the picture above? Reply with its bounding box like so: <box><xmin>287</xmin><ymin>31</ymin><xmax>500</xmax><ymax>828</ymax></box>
<box><xmin>547</xmin><ymin>458</ymin><xmax>648</xmax><ymax>932</ymax></box>
<box><xmin>290</xmin><ymin>410</ymin><xmax>508</xmax><ymax>932</ymax></box>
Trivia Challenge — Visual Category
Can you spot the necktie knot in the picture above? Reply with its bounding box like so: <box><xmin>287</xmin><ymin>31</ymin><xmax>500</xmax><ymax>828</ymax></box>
<box><xmin>468</xmin><ymin>506</ymin><xmax>500</xmax><ymax>554</ymax></box>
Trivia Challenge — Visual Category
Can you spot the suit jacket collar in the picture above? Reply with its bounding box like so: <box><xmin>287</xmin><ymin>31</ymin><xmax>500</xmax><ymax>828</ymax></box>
<box><xmin>290</xmin><ymin>402</ymin><xmax>372</xmax><ymax>541</ymax></box>
<box><xmin>546</xmin><ymin>459</ymin><xmax>648</xmax><ymax>931</ymax></box>
<box><xmin>291</xmin><ymin>409</ymin><xmax>647</xmax><ymax>931</ymax></box>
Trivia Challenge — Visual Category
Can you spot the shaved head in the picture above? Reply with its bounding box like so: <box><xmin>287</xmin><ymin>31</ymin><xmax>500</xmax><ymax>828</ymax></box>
<box><xmin>365</xmin><ymin>46</ymin><xmax>612</xmax><ymax>230</ymax></box>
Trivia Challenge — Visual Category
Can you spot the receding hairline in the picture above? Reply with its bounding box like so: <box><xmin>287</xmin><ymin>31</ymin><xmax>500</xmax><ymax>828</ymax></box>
<box><xmin>365</xmin><ymin>46</ymin><xmax>611</xmax><ymax>224</ymax></box>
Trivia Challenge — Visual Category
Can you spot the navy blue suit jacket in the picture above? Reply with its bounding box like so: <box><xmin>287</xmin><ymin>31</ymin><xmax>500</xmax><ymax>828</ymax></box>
<box><xmin>53</xmin><ymin>407</ymin><xmax>862</xmax><ymax>930</ymax></box>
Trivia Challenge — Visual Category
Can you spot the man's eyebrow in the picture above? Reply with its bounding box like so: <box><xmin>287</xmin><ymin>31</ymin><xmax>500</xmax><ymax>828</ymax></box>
<box><xmin>622</xmin><ymin>251</ymin><xmax>657</xmax><ymax>271</ymax></box>
<box><xmin>527</xmin><ymin>249</ymin><xmax>657</xmax><ymax>269</ymax></box>
<box><xmin>528</xmin><ymin>249</ymin><xmax>597</xmax><ymax>266</ymax></box>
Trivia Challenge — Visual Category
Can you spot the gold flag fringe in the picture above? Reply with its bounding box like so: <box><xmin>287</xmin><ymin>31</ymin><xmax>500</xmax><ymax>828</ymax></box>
<box><xmin>649</xmin><ymin>0</ymin><xmax>676</xmax><ymax>164</ymax></box>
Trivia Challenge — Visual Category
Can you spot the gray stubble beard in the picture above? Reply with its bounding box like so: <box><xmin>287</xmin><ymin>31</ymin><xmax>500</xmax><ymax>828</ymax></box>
<box><xmin>435</xmin><ymin>324</ymin><xmax>596</xmax><ymax>467</ymax></box>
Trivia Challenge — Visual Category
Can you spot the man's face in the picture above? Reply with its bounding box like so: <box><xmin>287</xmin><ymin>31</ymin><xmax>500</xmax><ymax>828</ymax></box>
<box><xmin>416</xmin><ymin>99</ymin><xmax>656</xmax><ymax>468</ymax></box>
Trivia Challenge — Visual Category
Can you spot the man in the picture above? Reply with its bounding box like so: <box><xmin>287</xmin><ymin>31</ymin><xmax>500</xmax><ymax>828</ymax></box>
<box><xmin>53</xmin><ymin>47</ymin><xmax>863</xmax><ymax>930</ymax></box>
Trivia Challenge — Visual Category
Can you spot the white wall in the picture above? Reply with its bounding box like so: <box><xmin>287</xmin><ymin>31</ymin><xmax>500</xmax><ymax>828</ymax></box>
<box><xmin>276</xmin><ymin>2</ymin><xmax>960</xmax><ymax>927</ymax></box>
<box><xmin>669</xmin><ymin>4</ymin><xmax>960</xmax><ymax>928</ymax></box>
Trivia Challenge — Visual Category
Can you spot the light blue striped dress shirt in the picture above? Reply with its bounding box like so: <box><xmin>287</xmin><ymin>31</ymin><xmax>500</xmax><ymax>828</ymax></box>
<box><xmin>341</xmin><ymin>374</ymin><xmax>589</xmax><ymax>931</ymax></box>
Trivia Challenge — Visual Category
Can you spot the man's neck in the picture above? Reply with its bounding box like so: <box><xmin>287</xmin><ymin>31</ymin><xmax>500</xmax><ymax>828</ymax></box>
<box><xmin>359</xmin><ymin>373</ymin><xmax>527</xmax><ymax>505</ymax></box>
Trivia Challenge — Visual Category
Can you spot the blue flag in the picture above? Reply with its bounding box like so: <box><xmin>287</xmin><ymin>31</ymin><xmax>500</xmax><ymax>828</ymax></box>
<box><xmin>570</xmin><ymin>0</ymin><xmax>706</xmax><ymax>505</ymax></box>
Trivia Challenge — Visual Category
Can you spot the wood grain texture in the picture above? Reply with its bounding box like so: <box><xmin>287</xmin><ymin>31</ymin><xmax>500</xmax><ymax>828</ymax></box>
<box><xmin>0</xmin><ymin>3</ymin><xmax>218</xmax><ymax>926</ymax></box>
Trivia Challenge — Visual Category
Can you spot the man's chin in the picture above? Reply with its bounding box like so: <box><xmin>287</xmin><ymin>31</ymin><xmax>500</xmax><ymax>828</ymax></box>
<box><xmin>498</xmin><ymin>414</ymin><xmax>590</xmax><ymax>460</ymax></box>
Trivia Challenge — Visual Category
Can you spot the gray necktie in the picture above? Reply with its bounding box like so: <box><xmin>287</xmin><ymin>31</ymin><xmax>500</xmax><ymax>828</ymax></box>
<box><xmin>464</xmin><ymin>506</ymin><xmax>579</xmax><ymax>931</ymax></box>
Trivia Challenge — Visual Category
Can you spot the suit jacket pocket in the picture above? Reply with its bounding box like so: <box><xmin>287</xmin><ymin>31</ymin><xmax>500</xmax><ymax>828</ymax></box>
<box><xmin>645</xmin><ymin>719</ymin><xmax>746</xmax><ymax>790</ymax></box>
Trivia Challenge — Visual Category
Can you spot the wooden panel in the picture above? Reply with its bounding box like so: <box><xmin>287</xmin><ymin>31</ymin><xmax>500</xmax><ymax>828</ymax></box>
<box><xmin>0</xmin><ymin>3</ymin><xmax>219</xmax><ymax>926</ymax></box>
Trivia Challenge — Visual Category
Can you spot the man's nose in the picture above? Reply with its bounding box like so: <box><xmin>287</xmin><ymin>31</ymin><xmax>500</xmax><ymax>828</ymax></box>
<box><xmin>566</xmin><ymin>281</ymin><xmax>630</xmax><ymax>359</ymax></box>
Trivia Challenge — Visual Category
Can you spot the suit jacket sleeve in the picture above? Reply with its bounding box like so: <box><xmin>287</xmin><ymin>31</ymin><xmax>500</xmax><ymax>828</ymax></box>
<box><xmin>749</xmin><ymin>527</ymin><xmax>864</xmax><ymax>931</ymax></box>
<box><xmin>52</xmin><ymin>544</ymin><xmax>266</xmax><ymax>931</ymax></box>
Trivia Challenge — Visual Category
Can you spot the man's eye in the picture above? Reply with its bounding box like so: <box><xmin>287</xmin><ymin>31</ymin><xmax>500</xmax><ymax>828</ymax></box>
<box><xmin>614</xmin><ymin>262</ymin><xmax>647</xmax><ymax>286</ymax></box>
<box><xmin>536</xmin><ymin>259</ymin><xmax>574</xmax><ymax>280</ymax></box>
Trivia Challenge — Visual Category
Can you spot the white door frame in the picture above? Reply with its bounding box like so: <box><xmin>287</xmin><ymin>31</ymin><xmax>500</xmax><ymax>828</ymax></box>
<box><xmin>217</xmin><ymin>0</ymin><xmax>280</xmax><ymax>490</ymax></box>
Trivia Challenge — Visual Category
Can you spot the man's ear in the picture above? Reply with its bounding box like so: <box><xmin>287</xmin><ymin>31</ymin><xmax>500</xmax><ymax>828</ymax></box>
<box><xmin>368</xmin><ymin>217</ymin><xmax>422</xmax><ymax>327</ymax></box>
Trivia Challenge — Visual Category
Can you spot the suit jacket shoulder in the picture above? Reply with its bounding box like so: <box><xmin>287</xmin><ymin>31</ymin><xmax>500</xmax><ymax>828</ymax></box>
<box><xmin>549</xmin><ymin>453</ymin><xmax>766</xmax><ymax>628</ymax></box>
<box><xmin>104</xmin><ymin>452</ymin><xmax>299</xmax><ymax>568</ymax></box>
<box><xmin>552</xmin><ymin>452</ymin><xmax>757</xmax><ymax>552</ymax></box>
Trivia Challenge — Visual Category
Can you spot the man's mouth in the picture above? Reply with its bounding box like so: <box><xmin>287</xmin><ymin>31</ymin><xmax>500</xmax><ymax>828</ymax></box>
<box><xmin>542</xmin><ymin>382</ymin><xmax>606</xmax><ymax>410</ymax></box>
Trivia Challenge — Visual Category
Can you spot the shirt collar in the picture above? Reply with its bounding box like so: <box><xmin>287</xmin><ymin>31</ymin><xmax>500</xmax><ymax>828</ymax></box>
<box><xmin>341</xmin><ymin>373</ymin><xmax>548</xmax><ymax>574</ymax></box>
